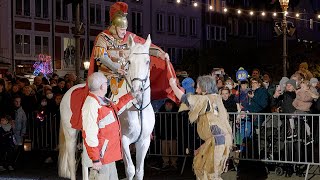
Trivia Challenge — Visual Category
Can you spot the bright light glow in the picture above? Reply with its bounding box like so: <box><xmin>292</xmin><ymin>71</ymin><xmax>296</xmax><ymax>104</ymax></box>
<box><xmin>295</xmin><ymin>13</ymin><xmax>299</xmax><ymax>17</ymax></box>
<box><xmin>223</xmin><ymin>8</ymin><xmax>228</xmax><ymax>13</ymax></box>
<box><xmin>176</xmin><ymin>0</ymin><xmax>180</xmax><ymax>3</ymax></box>
<box><xmin>193</xmin><ymin>2</ymin><xmax>198</xmax><ymax>7</ymax></box>
<box><xmin>317</xmin><ymin>14</ymin><xmax>320</xmax><ymax>19</ymax></box>
<box><xmin>273</xmin><ymin>12</ymin><xmax>277</xmax><ymax>17</ymax></box>
<box><xmin>261</xmin><ymin>12</ymin><xmax>266</xmax><ymax>16</ymax></box>
<box><xmin>284</xmin><ymin>11</ymin><xmax>288</xmax><ymax>16</ymax></box>
<box><xmin>249</xmin><ymin>11</ymin><xmax>254</xmax><ymax>16</ymax></box>
<box><xmin>209</xmin><ymin>5</ymin><xmax>213</xmax><ymax>10</ymax></box>
<box><xmin>84</xmin><ymin>61</ymin><xmax>90</xmax><ymax>70</ymax></box>
<box><xmin>237</xmin><ymin>10</ymin><xmax>241</xmax><ymax>14</ymax></box>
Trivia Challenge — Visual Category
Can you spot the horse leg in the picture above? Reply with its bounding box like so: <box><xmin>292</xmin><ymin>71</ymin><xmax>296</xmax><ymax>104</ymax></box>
<box><xmin>82</xmin><ymin>164</ymin><xmax>89</xmax><ymax>180</ymax></box>
<box><xmin>122</xmin><ymin>135</ymin><xmax>135</xmax><ymax>180</ymax></box>
<box><xmin>66</xmin><ymin>130</ymin><xmax>78</xmax><ymax>180</ymax></box>
<box><xmin>135</xmin><ymin>137</ymin><xmax>151</xmax><ymax>180</ymax></box>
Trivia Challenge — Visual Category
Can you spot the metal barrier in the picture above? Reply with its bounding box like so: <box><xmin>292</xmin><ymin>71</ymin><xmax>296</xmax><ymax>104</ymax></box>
<box><xmin>24</xmin><ymin>111</ymin><xmax>320</xmax><ymax>178</ymax></box>
<box><xmin>26</xmin><ymin>112</ymin><xmax>60</xmax><ymax>151</ymax></box>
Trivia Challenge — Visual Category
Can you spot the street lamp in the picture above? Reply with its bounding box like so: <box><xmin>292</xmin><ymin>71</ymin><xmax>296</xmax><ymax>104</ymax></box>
<box><xmin>279</xmin><ymin>0</ymin><xmax>289</xmax><ymax>76</ymax></box>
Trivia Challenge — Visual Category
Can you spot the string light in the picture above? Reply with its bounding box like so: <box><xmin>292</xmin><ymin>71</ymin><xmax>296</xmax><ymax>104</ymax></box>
<box><xmin>174</xmin><ymin>1</ymin><xmax>320</xmax><ymax>24</ymax></box>
<box><xmin>223</xmin><ymin>8</ymin><xmax>228</xmax><ymax>13</ymax></box>
<box><xmin>193</xmin><ymin>2</ymin><xmax>198</xmax><ymax>7</ymax></box>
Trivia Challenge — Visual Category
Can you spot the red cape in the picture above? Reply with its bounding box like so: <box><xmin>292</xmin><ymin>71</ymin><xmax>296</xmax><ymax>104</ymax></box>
<box><xmin>70</xmin><ymin>31</ymin><xmax>177</xmax><ymax>130</ymax></box>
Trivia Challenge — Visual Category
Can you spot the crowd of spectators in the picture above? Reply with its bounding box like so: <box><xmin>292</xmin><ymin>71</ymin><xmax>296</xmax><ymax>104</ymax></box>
<box><xmin>150</xmin><ymin>62</ymin><xmax>320</xmax><ymax>171</ymax></box>
<box><xmin>0</xmin><ymin>71</ymin><xmax>79</xmax><ymax>171</ymax></box>
<box><xmin>1</xmin><ymin>61</ymin><xmax>320</xmax><ymax>172</ymax></box>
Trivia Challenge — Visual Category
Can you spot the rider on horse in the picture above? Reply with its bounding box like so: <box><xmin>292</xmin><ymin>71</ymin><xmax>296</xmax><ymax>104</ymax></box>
<box><xmin>90</xmin><ymin>2</ymin><xmax>171</xmax><ymax>96</ymax></box>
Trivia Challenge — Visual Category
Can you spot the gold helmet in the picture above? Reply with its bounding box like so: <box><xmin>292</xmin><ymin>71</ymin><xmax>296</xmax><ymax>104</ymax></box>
<box><xmin>110</xmin><ymin>2</ymin><xmax>128</xmax><ymax>29</ymax></box>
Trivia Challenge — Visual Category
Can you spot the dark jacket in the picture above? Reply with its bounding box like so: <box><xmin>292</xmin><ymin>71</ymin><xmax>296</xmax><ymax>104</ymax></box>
<box><xmin>248</xmin><ymin>87</ymin><xmax>269</xmax><ymax>113</ymax></box>
<box><xmin>0</xmin><ymin>125</ymin><xmax>15</xmax><ymax>151</ymax></box>
<box><xmin>223</xmin><ymin>96</ymin><xmax>238</xmax><ymax>112</ymax></box>
<box><xmin>271</xmin><ymin>91</ymin><xmax>296</xmax><ymax>113</ymax></box>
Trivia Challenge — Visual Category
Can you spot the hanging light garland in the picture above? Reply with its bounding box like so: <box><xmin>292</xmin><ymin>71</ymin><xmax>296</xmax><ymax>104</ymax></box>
<box><xmin>175</xmin><ymin>0</ymin><xmax>320</xmax><ymax>23</ymax></box>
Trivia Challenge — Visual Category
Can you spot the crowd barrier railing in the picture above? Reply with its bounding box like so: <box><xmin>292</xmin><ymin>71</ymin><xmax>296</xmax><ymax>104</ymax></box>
<box><xmin>25</xmin><ymin>111</ymin><xmax>320</xmax><ymax>177</ymax></box>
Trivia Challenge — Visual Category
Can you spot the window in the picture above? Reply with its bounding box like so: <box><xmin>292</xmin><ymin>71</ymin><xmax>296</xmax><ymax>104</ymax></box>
<box><xmin>179</xmin><ymin>17</ymin><xmax>187</xmax><ymax>35</ymax></box>
<box><xmin>132</xmin><ymin>11</ymin><xmax>143</xmax><ymax>35</ymax></box>
<box><xmin>157</xmin><ymin>13</ymin><xmax>165</xmax><ymax>32</ymax></box>
<box><xmin>167</xmin><ymin>48</ymin><xmax>176</xmax><ymax>63</ymax></box>
<box><xmin>35</xmin><ymin>36</ymin><xmax>49</xmax><ymax>55</ymax></box>
<box><xmin>15</xmin><ymin>34</ymin><xmax>30</xmax><ymax>55</ymax></box>
<box><xmin>210</xmin><ymin>26</ymin><xmax>216</xmax><ymax>40</ymax></box>
<box><xmin>215</xmin><ymin>26</ymin><xmax>221</xmax><ymax>41</ymax></box>
<box><xmin>35</xmin><ymin>36</ymin><xmax>41</xmax><ymax>55</ymax></box>
<box><xmin>56</xmin><ymin>0</ymin><xmax>68</xmax><ymax>20</ymax></box>
<box><xmin>221</xmin><ymin>27</ymin><xmax>226</xmax><ymax>41</ymax></box>
<box><xmin>206</xmin><ymin>25</ymin><xmax>210</xmax><ymax>40</ymax></box>
<box><xmin>15</xmin><ymin>35</ymin><xmax>23</xmax><ymax>54</ymax></box>
<box><xmin>207</xmin><ymin>25</ymin><xmax>226</xmax><ymax>41</ymax></box>
<box><xmin>35</xmin><ymin>0</ymin><xmax>48</xmax><ymax>18</ymax></box>
<box><xmin>228</xmin><ymin>18</ymin><xmax>233</xmax><ymax>35</ymax></box>
<box><xmin>16</xmin><ymin>0</ymin><xmax>30</xmax><ymax>16</ymax></box>
<box><xmin>105</xmin><ymin>6</ymin><xmax>110</xmax><ymax>26</ymax></box>
<box><xmin>168</xmin><ymin>15</ymin><xmax>176</xmax><ymax>33</ymax></box>
<box><xmin>24</xmin><ymin>35</ymin><xmax>30</xmax><ymax>54</ymax></box>
<box><xmin>233</xmin><ymin>19</ymin><xmax>239</xmax><ymax>36</ymax></box>
<box><xmin>63</xmin><ymin>38</ymin><xmax>76</xmax><ymax>69</ymax></box>
<box><xmin>190</xmin><ymin>18</ymin><xmax>197</xmax><ymax>36</ymax></box>
<box><xmin>90</xmin><ymin>4</ymin><xmax>102</xmax><ymax>25</ymax></box>
<box><xmin>222</xmin><ymin>0</ymin><xmax>226</xmax><ymax>9</ymax></box>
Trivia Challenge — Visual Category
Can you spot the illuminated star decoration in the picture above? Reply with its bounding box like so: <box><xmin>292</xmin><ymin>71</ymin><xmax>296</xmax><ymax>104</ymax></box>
<box><xmin>33</xmin><ymin>54</ymin><xmax>53</xmax><ymax>79</ymax></box>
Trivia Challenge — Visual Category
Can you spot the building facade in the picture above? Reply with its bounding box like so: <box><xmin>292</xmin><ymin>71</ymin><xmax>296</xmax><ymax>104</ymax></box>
<box><xmin>0</xmin><ymin>0</ymin><xmax>202</xmax><ymax>77</ymax></box>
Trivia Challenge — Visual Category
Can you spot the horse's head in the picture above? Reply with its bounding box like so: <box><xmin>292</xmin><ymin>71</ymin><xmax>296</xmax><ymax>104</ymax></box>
<box><xmin>126</xmin><ymin>34</ymin><xmax>151</xmax><ymax>104</ymax></box>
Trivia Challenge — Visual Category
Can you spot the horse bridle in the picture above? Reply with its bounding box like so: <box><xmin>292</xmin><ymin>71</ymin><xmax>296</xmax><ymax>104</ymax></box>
<box><xmin>121</xmin><ymin>52</ymin><xmax>151</xmax><ymax>143</ymax></box>
<box><xmin>123</xmin><ymin>52</ymin><xmax>151</xmax><ymax>109</ymax></box>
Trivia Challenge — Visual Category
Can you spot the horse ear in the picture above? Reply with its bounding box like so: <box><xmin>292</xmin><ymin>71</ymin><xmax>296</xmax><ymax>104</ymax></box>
<box><xmin>144</xmin><ymin>34</ymin><xmax>151</xmax><ymax>48</ymax></box>
<box><xmin>128</xmin><ymin>34</ymin><xmax>135</xmax><ymax>48</ymax></box>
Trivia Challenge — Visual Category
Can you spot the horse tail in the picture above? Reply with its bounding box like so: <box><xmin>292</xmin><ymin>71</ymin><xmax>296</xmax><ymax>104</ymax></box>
<box><xmin>58</xmin><ymin>122</ymin><xmax>71</xmax><ymax>178</ymax></box>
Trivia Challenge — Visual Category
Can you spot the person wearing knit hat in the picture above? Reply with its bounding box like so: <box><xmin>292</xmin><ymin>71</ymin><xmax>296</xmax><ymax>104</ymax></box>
<box><xmin>272</xmin><ymin>78</ymin><xmax>297</xmax><ymax>140</ymax></box>
<box><xmin>286</xmin><ymin>79</ymin><xmax>297</xmax><ymax>90</ymax></box>
<box><xmin>309</xmin><ymin>78</ymin><xmax>319</xmax><ymax>94</ymax></box>
<box><xmin>181</xmin><ymin>77</ymin><xmax>195</xmax><ymax>94</ymax></box>
<box><xmin>278</xmin><ymin>77</ymin><xmax>289</xmax><ymax>93</ymax></box>
<box><xmin>310</xmin><ymin>78</ymin><xmax>318</xmax><ymax>87</ymax></box>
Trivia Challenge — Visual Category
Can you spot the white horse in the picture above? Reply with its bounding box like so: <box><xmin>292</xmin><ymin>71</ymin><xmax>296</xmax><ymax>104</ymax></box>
<box><xmin>58</xmin><ymin>35</ymin><xmax>155</xmax><ymax>180</ymax></box>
